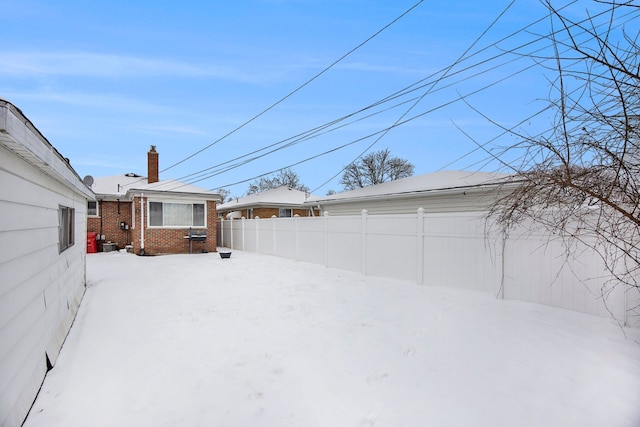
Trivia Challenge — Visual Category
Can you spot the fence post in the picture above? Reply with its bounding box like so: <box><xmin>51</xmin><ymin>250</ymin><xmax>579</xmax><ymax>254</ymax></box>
<box><xmin>255</xmin><ymin>216</ymin><xmax>260</xmax><ymax>254</ymax></box>
<box><xmin>361</xmin><ymin>209</ymin><xmax>368</xmax><ymax>276</ymax></box>
<box><xmin>241</xmin><ymin>216</ymin><xmax>245</xmax><ymax>250</ymax></box>
<box><xmin>323</xmin><ymin>211</ymin><xmax>329</xmax><ymax>267</ymax></box>
<box><xmin>220</xmin><ymin>217</ymin><xmax>224</xmax><ymax>248</ymax></box>
<box><xmin>294</xmin><ymin>214</ymin><xmax>299</xmax><ymax>261</ymax></box>
<box><xmin>230</xmin><ymin>218</ymin><xmax>234</xmax><ymax>250</ymax></box>
<box><xmin>416</xmin><ymin>207</ymin><xmax>425</xmax><ymax>285</ymax></box>
<box><xmin>272</xmin><ymin>215</ymin><xmax>277</xmax><ymax>255</ymax></box>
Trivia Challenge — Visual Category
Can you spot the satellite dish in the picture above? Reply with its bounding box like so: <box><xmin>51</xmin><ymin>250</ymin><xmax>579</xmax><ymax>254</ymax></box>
<box><xmin>83</xmin><ymin>175</ymin><xmax>94</xmax><ymax>187</ymax></box>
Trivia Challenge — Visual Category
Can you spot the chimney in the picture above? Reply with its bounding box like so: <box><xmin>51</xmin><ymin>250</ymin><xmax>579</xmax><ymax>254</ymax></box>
<box><xmin>147</xmin><ymin>145</ymin><xmax>159</xmax><ymax>184</ymax></box>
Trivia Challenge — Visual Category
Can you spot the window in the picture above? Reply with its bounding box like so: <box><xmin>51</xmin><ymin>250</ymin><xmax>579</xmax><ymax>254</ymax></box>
<box><xmin>247</xmin><ymin>208</ymin><xmax>254</xmax><ymax>219</ymax></box>
<box><xmin>148</xmin><ymin>201</ymin><xmax>206</xmax><ymax>227</ymax></box>
<box><xmin>87</xmin><ymin>200</ymin><xmax>99</xmax><ymax>216</ymax></box>
<box><xmin>59</xmin><ymin>206</ymin><xmax>75</xmax><ymax>252</ymax></box>
<box><xmin>279</xmin><ymin>208</ymin><xmax>292</xmax><ymax>218</ymax></box>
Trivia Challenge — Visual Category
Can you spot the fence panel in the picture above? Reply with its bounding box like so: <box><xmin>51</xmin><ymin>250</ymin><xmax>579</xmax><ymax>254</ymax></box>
<box><xmin>273</xmin><ymin>218</ymin><xmax>297</xmax><ymax>259</ymax></box>
<box><xmin>422</xmin><ymin>212</ymin><xmax>502</xmax><ymax>295</ymax></box>
<box><xmin>502</xmin><ymin>227</ymin><xmax>624</xmax><ymax>319</ymax></box>
<box><xmin>296</xmin><ymin>217</ymin><xmax>326</xmax><ymax>264</ymax></box>
<box><xmin>216</xmin><ymin>209</ymin><xmax>632</xmax><ymax>323</ymax></box>
<box><xmin>366</xmin><ymin>214</ymin><xmax>417</xmax><ymax>282</ymax></box>
<box><xmin>327</xmin><ymin>216</ymin><xmax>361</xmax><ymax>273</ymax></box>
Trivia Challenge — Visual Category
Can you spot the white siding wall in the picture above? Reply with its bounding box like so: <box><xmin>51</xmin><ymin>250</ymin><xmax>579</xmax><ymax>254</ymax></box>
<box><xmin>218</xmin><ymin>210</ymin><xmax>638</xmax><ymax>326</ymax></box>
<box><xmin>0</xmin><ymin>145</ymin><xmax>87</xmax><ymax>427</ymax></box>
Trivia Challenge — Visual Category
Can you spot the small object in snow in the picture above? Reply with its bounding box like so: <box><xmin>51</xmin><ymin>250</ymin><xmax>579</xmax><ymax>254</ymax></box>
<box><xmin>220</xmin><ymin>252</ymin><xmax>231</xmax><ymax>259</ymax></box>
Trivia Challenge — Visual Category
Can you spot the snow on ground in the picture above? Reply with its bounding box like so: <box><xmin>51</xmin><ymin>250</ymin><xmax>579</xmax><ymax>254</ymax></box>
<box><xmin>24</xmin><ymin>250</ymin><xmax>640</xmax><ymax>427</ymax></box>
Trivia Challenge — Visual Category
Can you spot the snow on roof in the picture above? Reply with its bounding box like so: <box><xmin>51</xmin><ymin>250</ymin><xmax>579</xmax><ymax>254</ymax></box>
<box><xmin>307</xmin><ymin>170</ymin><xmax>510</xmax><ymax>204</ymax></box>
<box><xmin>91</xmin><ymin>174</ymin><xmax>219</xmax><ymax>199</ymax></box>
<box><xmin>218</xmin><ymin>186</ymin><xmax>311</xmax><ymax>211</ymax></box>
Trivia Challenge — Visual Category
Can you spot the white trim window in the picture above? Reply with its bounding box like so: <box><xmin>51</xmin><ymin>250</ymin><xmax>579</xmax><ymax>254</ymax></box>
<box><xmin>87</xmin><ymin>200</ymin><xmax>99</xmax><ymax>216</ymax></box>
<box><xmin>279</xmin><ymin>208</ymin><xmax>292</xmax><ymax>218</ymax></box>
<box><xmin>58</xmin><ymin>205</ymin><xmax>75</xmax><ymax>252</ymax></box>
<box><xmin>148</xmin><ymin>201</ymin><xmax>206</xmax><ymax>227</ymax></box>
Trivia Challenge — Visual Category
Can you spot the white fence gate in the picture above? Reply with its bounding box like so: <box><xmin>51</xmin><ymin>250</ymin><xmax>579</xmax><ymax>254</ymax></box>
<box><xmin>218</xmin><ymin>209</ymin><xmax>638</xmax><ymax>326</ymax></box>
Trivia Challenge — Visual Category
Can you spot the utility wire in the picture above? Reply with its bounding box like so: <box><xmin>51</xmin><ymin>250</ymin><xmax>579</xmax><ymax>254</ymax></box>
<box><xmin>159</xmin><ymin>0</ymin><xmax>425</xmax><ymax>174</ymax></box>
<box><xmin>143</xmin><ymin>1</ymin><xmax>637</xmax><ymax>193</ymax></box>
<box><xmin>309</xmin><ymin>0</ymin><xmax>517</xmax><ymax>193</ymax></box>
<box><xmin>151</xmin><ymin>1</ymin><xmax>588</xmax><ymax>192</ymax></box>
<box><xmin>173</xmin><ymin>1</ymin><xmax>590</xmax><ymax>191</ymax></box>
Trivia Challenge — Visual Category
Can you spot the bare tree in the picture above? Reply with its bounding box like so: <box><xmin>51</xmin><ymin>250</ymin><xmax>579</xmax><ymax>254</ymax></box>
<box><xmin>246</xmin><ymin>168</ymin><xmax>309</xmax><ymax>195</ymax></box>
<box><xmin>340</xmin><ymin>149</ymin><xmax>414</xmax><ymax>190</ymax></box>
<box><xmin>216</xmin><ymin>188</ymin><xmax>231</xmax><ymax>204</ymax></box>
<box><xmin>487</xmin><ymin>1</ymin><xmax>640</xmax><ymax>320</ymax></box>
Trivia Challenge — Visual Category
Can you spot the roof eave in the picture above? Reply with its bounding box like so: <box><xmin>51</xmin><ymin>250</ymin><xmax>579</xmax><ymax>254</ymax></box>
<box><xmin>0</xmin><ymin>99</ymin><xmax>95</xmax><ymax>200</ymax></box>
<box><xmin>126</xmin><ymin>188</ymin><xmax>222</xmax><ymax>201</ymax></box>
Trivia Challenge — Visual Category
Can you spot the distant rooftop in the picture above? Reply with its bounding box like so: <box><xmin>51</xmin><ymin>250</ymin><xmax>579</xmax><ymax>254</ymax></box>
<box><xmin>306</xmin><ymin>170</ymin><xmax>510</xmax><ymax>204</ymax></box>
<box><xmin>218</xmin><ymin>186</ymin><xmax>311</xmax><ymax>211</ymax></box>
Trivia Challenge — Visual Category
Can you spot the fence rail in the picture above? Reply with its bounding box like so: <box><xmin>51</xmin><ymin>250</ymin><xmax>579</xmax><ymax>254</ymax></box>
<box><xmin>218</xmin><ymin>209</ymin><xmax>637</xmax><ymax>326</ymax></box>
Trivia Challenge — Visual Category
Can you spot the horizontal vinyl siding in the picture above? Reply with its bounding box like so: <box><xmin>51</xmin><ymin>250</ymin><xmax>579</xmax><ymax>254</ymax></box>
<box><xmin>0</xmin><ymin>144</ymin><xmax>87</xmax><ymax>427</ymax></box>
<box><xmin>319</xmin><ymin>190</ymin><xmax>498</xmax><ymax>216</ymax></box>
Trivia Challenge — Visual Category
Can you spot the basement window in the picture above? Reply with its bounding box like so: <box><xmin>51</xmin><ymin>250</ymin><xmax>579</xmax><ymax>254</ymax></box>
<box><xmin>149</xmin><ymin>201</ymin><xmax>205</xmax><ymax>227</ymax></box>
<box><xmin>58</xmin><ymin>206</ymin><xmax>75</xmax><ymax>252</ymax></box>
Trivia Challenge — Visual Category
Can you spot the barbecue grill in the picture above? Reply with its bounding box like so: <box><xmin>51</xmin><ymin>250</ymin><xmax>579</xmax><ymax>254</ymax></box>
<box><xmin>186</xmin><ymin>228</ymin><xmax>207</xmax><ymax>253</ymax></box>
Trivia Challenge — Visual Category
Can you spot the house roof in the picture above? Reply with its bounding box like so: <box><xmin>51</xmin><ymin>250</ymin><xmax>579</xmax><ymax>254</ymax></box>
<box><xmin>91</xmin><ymin>173</ymin><xmax>221</xmax><ymax>201</ymax></box>
<box><xmin>218</xmin><ymin>186</ymin><xmax>311</xmax><ymax>212</ymax></box>
<box><xmin>0</xmin><ymin>99</ymin><xmax>94</xmax><ymax>199</ymax></box>
<box><xmin>306</xmin><ymin>170</ymin><xmax>510</xmax><ymax>205</ymax></box>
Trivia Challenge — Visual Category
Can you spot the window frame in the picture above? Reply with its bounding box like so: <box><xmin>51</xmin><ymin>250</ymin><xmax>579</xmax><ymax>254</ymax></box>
<box><xmin>278</xmin><ymin>208</ymin><xmax>292</xmax><ymax>218</ymax></box>
<box><xmin>147</xmin><ymin>200</ymin><xmax>207</xmax><ymax>228</ymax></box>
<box><xmin>58</xmin><ymin>205</ymin><xmax>75</xmax><ymax>253</ymax></box>
<box><xmin>87</xmin><ymin>200</ymin><xmax>99</xmax><ymax>217</ymax></box>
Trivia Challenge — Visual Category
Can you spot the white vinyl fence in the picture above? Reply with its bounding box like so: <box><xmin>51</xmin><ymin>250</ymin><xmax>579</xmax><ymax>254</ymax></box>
<box><xmin>217</xmin><ymin>209</ymin><xmax>638</xmax><ymax>326</ymax></box>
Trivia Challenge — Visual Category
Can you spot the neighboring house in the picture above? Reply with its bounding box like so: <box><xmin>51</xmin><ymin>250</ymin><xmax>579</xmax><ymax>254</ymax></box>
<box><xmin>87</xmin><ymin>146</ymin><xmax>221</xmax><ymax>255</ymax></box>
<box><xmin>217</xmin><ymin>186</ymin><xmax>319</xmax><ymax>219</ymax></box>
<box><xmin>0</xmin><ymin>99</ymin><xmax>94</xmax><ymax>427</ymax></box>
<box><xmin>305</xmin><ymin>170</ymin><xmax>509</xmax><ymax>215</ymax></box>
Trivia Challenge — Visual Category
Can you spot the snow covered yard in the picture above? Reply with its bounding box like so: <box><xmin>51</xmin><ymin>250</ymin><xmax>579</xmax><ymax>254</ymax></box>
<box><xmin>24</xmin><ymin>250</ymin><xmax>640</xmax><ymax>427</ymax></box>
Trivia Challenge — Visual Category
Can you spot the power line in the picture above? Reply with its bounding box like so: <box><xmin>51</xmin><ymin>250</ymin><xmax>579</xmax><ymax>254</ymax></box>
<box><xmin>159</xmin><ymin>0</ymin><xmax>425</xmax><ymax>174</ymax></box>
<box><xmin>159</xmin><ymin>3</ymin><xmax>587</xmax><ymax>192</ymax></box>
<box><xmin>146</xmin><ymin>1</ymin><xmax>638</xmax><ymax>194</ymax></box>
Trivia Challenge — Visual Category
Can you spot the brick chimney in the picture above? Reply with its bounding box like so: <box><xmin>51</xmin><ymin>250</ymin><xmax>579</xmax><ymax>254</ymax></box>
<box><xmin>147</xmin><ymin>145</ymin><xmax>159</xmax><ymax>184</ymax></box>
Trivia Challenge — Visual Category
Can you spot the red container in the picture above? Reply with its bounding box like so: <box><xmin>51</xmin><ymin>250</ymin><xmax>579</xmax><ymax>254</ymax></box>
<box><xmin>86</xmin><ymin>232</ymin><xmax>98</xmax><ymax>254</ymax></box>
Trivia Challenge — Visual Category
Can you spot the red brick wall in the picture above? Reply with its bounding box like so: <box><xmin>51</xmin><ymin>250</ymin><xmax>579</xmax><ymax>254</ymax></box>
<box><xmin>87</xmin><ymin>200</ymin><xmax>134</xmax><ymax>250</ymax></box>
<box><xmin>130</xmin><ymin>196</ymin><xmax>218</xmax><ymax>255</ymax></box>
<box><xmin>148</xmin><ymin>146</ymin><xmax>159</xmax><ymax>184</ymax></box>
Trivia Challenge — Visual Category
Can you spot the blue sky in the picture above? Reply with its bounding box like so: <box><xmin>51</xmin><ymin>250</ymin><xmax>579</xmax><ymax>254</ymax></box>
<box><xmin>1</xmin><ymin>0</ymin><xmax>635</xmax><ymax>196</ymax></box>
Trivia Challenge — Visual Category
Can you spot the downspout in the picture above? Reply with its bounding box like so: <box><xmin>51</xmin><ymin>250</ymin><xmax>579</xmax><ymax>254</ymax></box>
<box><xmin>140</xmin><ymin>193</ymin><xmax>145</xmax><ymax>255</ymax></box>
<box><xmin>99</xmin><ymin>198</ymin><xmax>103</xmax><ymax>243</ymax></box>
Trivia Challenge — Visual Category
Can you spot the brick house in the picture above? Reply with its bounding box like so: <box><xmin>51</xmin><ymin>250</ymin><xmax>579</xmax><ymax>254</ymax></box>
<box><xmin>217</xmin><ymin>186</ymin><xmax>319</xmax><ymax>220</ymax></box>
<box><xmin>87</xmin><ymin>146</ymin><xmax>221</xmax><ymax>255</ymax></box>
